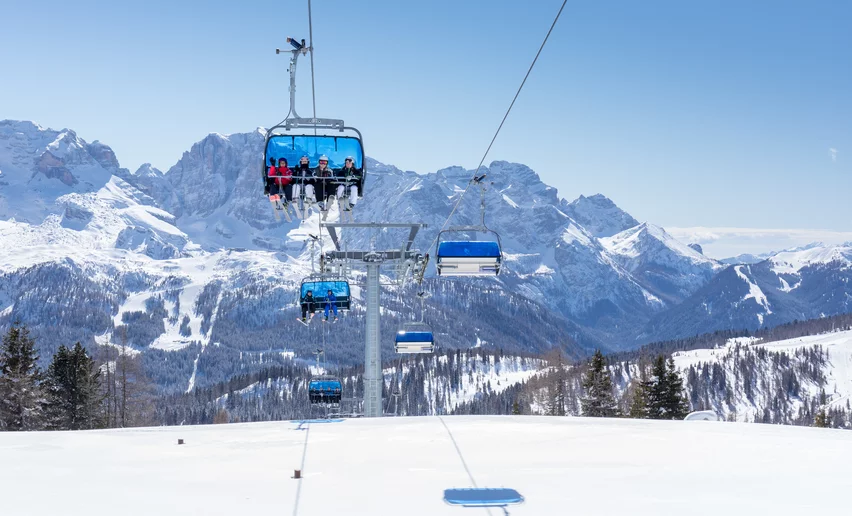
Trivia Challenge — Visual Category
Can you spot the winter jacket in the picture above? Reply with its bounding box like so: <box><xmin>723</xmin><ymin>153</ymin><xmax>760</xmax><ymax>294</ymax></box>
<box><xmin>294</xmin><ymin>164</ymin><xmax>314</xmax><ymax>182</ymax></box>
<box><xmin>268</xmin><ymin>166</ymin><xmax>292</xmax><ymax>186</ymax></box>
<box><xmin>325</xmin><ymin>292</ymin><xmax>337</xmax><ymax>307</ymax></box>
<box><xmin>315</xmin><ymin>165</ymin><xmax>334</xmax><ymax>179</ymax></box>
<box><xmin>337</xmin><ymin>165</ymin><xmax>361</xmax><ymax>182</ymax></box>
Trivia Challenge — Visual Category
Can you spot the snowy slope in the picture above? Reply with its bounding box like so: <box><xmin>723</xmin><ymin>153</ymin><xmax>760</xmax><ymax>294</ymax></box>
<box><xmin>671</xmin><ymin>330</ymin><xmax>852</xmax><ymax>420</ymax></box>
<box><xmin>3</xmin><ymin>416</ymin><xmax>852</xmax><ymax>515</ymax></box>
<box><xmin>769</xmin><ymin>242</ymin><xmax>852</xmax><ymax>276</ymax></box>
<box><xmin>212</xmin><ymin>352</ymin><xmax>544</xmax><ymax>419</ymax></box>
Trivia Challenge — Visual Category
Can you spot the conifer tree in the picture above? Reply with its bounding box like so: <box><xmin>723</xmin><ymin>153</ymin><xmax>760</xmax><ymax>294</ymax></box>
<box><xmin>814</xmin><ymin>408</ymin><xmax>828</xmax><ymax>428</ymax></box>
<box><xmin>664</xmin><ymin>356</ymin><xmax>689</xmax><ymax>419</ymax></box>
<box><xmin>580</xmin><ymin>350</ymin><xmax>618</xmax><ymax>417</ymax></box>
<box><xmin>45</xmin><ymin>343</ymin><xmax>104</xmax><ymax>430</ymax></box>
<box><xmin>643</xmin><ymin>355</ymin><xmax>668</xmax><ymax>419</ymax></box>
<box><xmin>628</xmin><ymin>378</ymin><xmax>648</xmax><ymax>419</ymax></box>
<box><xmin>641</xmin><ymin>355</ymin><xmax>689</xmax><ymax>420</ymax></box>
<box><xmin>0</xmin><ymin>323</ymin><xmax>46</xmax><ymax>430</ymax></box>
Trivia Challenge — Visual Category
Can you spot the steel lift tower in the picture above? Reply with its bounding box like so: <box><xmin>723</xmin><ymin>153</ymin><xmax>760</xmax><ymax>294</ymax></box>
<box><xmin>321</xmin><ymin>222</ymin><xmax>428</xmax><ymax>417</ymax></box>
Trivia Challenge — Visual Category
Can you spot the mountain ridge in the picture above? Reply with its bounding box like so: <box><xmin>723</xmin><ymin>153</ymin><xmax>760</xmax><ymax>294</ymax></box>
<box><xmin>3</xmin><ymin>119</ymin><xmax>852</xmax><ymax>393</ymax></box>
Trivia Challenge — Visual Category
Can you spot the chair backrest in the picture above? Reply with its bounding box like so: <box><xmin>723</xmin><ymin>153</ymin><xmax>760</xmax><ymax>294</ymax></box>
<box><xmin>309</xmin><ymin>379</ymin><xmax>342</xmax><ymax>392</ymax></box>
<box><xmin>266</xmin><ymin>134</ymin><xmax>364</xmax><ymax>171</ymax></box>
<box><xmin>395</xmin><ymin>331</ymin><xmax>434</xmax><ymax>343</ymax></box>
<box><xmin>301</xmin><ymin>280</ymin><xmax>351</xmax><ymax>309</ymax></box>
<box><xmin>437</xmin><ymin>240</ymin><xmax>502</xmax><ymax>259</ymax></box>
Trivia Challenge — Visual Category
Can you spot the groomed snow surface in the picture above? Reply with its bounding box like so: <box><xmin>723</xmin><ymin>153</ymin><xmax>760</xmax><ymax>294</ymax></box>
<box><xmin>3</xmin><ymin>416</ymin><xmax>852</xmax><ymax>515</ymax></box>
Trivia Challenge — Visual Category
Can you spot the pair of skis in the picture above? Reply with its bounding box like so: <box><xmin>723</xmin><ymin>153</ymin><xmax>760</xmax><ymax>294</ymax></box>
<box><xmin>268</xmin><ymin>195</ymin><xmax>293</xmax><ymax>222</ymax></box>
<box><xmin>313</xmin><ymin>197</ymin><xmax>355</xmax><ymax>222</ymax></box>
<box><xmin>337</xmin><ymin>196</ymin><xmax>356</xmax><ymax>223</ymax></box>
<box><xmin>269</xmin><ymin>195</ymin><xmax>355</xmax><ymax>222</ymax></box>
<box><xmin>297</xmin><ymin>314</ymin><xmax>338</xmax><ymax>326</ymax></box>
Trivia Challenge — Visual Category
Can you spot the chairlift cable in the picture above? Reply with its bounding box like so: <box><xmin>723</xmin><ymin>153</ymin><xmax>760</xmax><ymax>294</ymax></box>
<box><xmin>426</xmin><ymin>0</ymin><xmax>568</xmax><ymax>255</ymax></box>
<box><xmin>307</xmin><ymin>0</ymin><xmax>318</xmax><ymax>136</ymax></box>
<box><xmin>306</xmin><ymin>0</ymin><xmax>325</xmax><ymax>260</ymax></box>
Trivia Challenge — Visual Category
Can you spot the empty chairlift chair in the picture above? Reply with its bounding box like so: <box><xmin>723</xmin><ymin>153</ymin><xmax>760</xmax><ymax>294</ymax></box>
<box><xmin>395</xmin><ymin>322</ymin><xmax>435</xmax><ymax>354</ymax></box>
<box><xmin>436</xmin><ymin>229</ymin><xmax>503</xmax><ymax>276</ymax></box>
<box><xmin>435</xmin><ymin>174</ymin><xmax>504</xmax><ymax>277</ymax></box>
<box><xmin>396</xmin><ymin>291</ymin><xmax>435</xmax><ymax>354</ymax></box>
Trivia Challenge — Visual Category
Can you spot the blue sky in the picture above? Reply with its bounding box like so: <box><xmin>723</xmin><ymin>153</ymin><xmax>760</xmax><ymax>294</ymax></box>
<box><xmin>1</xmin><ymin>0</ymin><xmax>850</xmax><ymax>231</ymax></box>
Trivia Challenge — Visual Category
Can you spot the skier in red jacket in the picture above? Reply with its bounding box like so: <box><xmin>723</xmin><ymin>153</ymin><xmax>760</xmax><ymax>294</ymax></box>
<box><xmin>267</xmin><ymin>157</ymin><xmax>293</xmax><ymax>203</ymax></box>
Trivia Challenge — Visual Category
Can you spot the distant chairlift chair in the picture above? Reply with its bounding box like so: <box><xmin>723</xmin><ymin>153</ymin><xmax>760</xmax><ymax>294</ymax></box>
<box><xmin>308</xmin><ymin>376</ymin><xmax>343</xmax><ymax>404</ymax></box>
<box><xmin>395</xmin><ymin>292</ymin><xmax>435</xmax><ymax>354</ymax></box>
<box><xmin>308</xmin><ymin>349</ymin><xmax>343</xmax><ymax>405</ymax></box>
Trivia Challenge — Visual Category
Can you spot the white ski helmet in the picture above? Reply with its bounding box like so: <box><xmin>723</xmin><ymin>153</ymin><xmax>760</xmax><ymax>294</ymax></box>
<box><xmin>318</xmin><ymin>155</ymin><xmax>329</xmax><ymax>163</ymax></box>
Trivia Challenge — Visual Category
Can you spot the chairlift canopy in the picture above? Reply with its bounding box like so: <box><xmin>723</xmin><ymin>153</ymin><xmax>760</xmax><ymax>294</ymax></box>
<box><xmin>300</xmin><ymin>277</ymin><xmax>351</xmax><ymax>310</ymax></box>
<box><xmin>265</xmin><ymin>131</ymin><xmax>364</xmax><ymax>171</ymax></box>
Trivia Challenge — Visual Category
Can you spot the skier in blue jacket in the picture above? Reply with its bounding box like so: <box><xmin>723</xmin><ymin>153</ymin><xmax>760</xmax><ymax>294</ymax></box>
<box><xmin>323</xmin><ymin>289</ymin><xmax>339</xmax><ymax>322</ymax></box>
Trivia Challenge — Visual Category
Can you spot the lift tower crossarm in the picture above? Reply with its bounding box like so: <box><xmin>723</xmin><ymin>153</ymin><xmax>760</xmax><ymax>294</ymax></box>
<box><xmin>322</xmin><ymin>223</ymin><xmax>426</xmax><ymax>252</ymax></box>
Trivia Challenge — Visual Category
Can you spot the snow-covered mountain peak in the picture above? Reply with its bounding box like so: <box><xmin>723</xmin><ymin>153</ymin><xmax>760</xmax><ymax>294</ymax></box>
<box><xmin>603</xmin><ymin>223</ymin><xmax>720</xmax><ymax>267</ymax></box>
<box><xmin>435</xmin><ymin>165</ymin><xmax>468</xmax><ymax>175</ymax></box>
<box><xmin>133</xmin><ymin>163</ymin><xmax>164</xmax><ymax>177</ymax></box>
<box><xmin>564</xmin><ymin>193</ymin><xmax>640</xmax><ymax>238</ymax></box>
<box><xmin>0</xmin><ymin>120</ymin><xmax>128</xmax><ymax>223</ymax></box>
<box><xmin>1</xmin><ymin>119</ymin><xmax>45</xmax><ymax>134</ymax></box>
<box><xmin>769</xmin><ymin>242</ymin><xmax>852</xmax><ymax>275</ymax></box>
<box><xmin>598</xmin><ymin>223</ymin><xmax>723</xmax><ymax>306</ymax></box>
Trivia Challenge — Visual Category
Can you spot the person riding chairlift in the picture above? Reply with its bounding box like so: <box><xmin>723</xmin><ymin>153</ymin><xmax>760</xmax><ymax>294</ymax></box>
<box><xmin>293</xmin><ymin>155</ymin><xmax>316</xmax><ymax>205</ymax></box>
<box><xmin>314</xmin><ymin>155</ymin><xmax>334</xmax><ymax>210</ymax></box>
<box><xmin>267</xmin><ymin>157</ymin><xmax>293</xmax><ymax>203</ymax></box>
<box><xmin>335</xmin><ymin>156</ymin><xmax>360</xmax><ymax>210</ymax></box>
<box><xmin>323</xmin><ymin>289</ymin><xmax>338</xmax><ymax>322</ymax></box>
<box><xmin>264</xmin><ymin>157</ymin><xmax>276</xmax><ymax>195</ymax></box>
<box><xmin>301</xmin><ymin>290</ymin><xmax>316</xmax><ymax>322</ymax></box>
